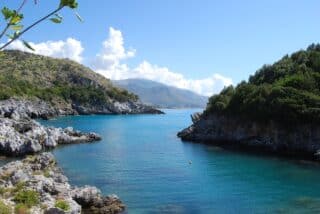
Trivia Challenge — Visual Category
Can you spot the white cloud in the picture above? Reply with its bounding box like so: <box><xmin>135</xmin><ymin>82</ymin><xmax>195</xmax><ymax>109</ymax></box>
<box><xmin>3</xmin><ymin>27</ymin><xmax>233</xmax><ymax>96</ymax></box>
<box><xmin>92</xmin><ymin>27</ymin><xmax>135</xmax><ymax>76</ymax></box>
<box><xmin>129</xmin><ymin>61</ymin><xmax>232</xmax><ymax>96</ymax></box>
<box><xmin>3</xmin><ymin>38</ymin><xmax>84</xmax><ymax>63</ymax></box>
<box><xmin>93</xmin><ymin>28</ymin><xmax>233</xmax><ymax>96</ymax></box>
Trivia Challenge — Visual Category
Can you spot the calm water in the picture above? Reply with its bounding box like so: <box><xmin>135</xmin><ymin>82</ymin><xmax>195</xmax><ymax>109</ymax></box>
<box><xmin>40</xmin><ymin>109</ymin><xmax>320</xmax><ymax>214</ymax></box>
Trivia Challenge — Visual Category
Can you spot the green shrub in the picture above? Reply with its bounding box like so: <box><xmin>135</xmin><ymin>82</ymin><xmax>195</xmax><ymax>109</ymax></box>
<box><xmin>54</xmin><ymin>199</ymin><xmax>70</xmax><ymax>211</ymax></box>
<box><xmin>11</xmin><ymin>182</ymin><xmax>26</xmax><ymax>194</ymax></box>
<box><xmin>0</xmin><ymin>200</ymin><xmax>12</xmax><ymax>214</ymax></box>
<box><xmin>14</xmin><ymin>190</ymin><xmax>39</xmax><ymax>208</ymax></box>
<box><xmin>0</xmin><ymin>187</ymin><xmax>8</xmax><ymax>196</ymax></box>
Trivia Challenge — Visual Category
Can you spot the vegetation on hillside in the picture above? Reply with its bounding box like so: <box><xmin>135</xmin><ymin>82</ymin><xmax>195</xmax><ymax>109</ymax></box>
<box><xmin>0</xmin><ymin>50</ymin><xmax>138</xmax><ymax>105</ymax></box>
<box><xmin>205</xmin><ymin>44</ymin><xmax>320</xmax><ymax>124</ymax></box>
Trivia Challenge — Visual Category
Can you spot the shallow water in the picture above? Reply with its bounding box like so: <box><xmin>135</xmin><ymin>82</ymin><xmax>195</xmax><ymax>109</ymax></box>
<box><xmin>40</xmin><ymin>109</ymin><xmax>320</xmax><ymax>214</ymax></box>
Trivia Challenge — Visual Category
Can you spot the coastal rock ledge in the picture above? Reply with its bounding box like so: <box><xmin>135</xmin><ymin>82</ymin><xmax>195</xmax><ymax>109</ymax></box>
<box><xmin>0</xmin><ymin>152</ymin><xmax>125</xmax><ymax>213</ymax></box>
<box><xmin>178</xmin><ymin>113</ymin><xmax>320</xmax><ymax>160</ymax></box>
<box><xmin>0</xmin><ymin>117</ymin><xmax>101</xmax><ymax>156</ymax></box>
<box><xmin>0</xmin><ymin>98</ymin><xmax>163</xmax><ymax>120</ymax></box>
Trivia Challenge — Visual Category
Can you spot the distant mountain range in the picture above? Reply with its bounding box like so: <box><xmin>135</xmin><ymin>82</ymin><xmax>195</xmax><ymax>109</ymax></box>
<box><xmin>113</xmin><ymin>78</ymin><xmax>208</xmax><ymax>108</ymax></box>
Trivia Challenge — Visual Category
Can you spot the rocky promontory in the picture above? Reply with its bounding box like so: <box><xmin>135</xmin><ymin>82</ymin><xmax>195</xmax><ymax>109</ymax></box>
<box><xmin>0</xmin><ymin>116</ymin><xmax>101</xmax><ymax>157</ymax></box>
<box><xmin>178</xmin><ymin>113</ymin><xmax>320</xmax><ymax>160</ymax></box>
<box><xmin>178</xmin><ymin>45</ymin><xmax>320</xmax><ymax>160</ymax></box>
<box><xmin>0</xmin><ymin>152</ymin><xmax>125</xmax><ymax>213</ymax></box>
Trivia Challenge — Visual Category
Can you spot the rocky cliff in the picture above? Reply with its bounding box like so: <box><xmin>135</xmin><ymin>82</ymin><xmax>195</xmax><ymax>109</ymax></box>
<box><xmin>0</xmin><ymin>99</ymin><xmax>162</xmax><ymax>120</ymax></box>
<box><xmin>178</xmin><ymin>113</ymin><xmax>320</xmax><ymax>160</ymax></box>
<box><xmin>178</xmin><ymin>44</ymin><xmax>320</xmax><ymax>160</ymax></box>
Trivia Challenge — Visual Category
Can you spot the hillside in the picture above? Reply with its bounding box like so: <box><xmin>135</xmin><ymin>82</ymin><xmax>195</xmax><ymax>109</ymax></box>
<box><xmin>205</xmin><ymin>44</ymin><xmax>320</xmax><ymax>124</ymax></box>
<box><xmin>178</xmin><ymin>44</ymin><xmax>320</xmax><ymax>159</ymax></box>
<box><xmin>113</xmin><ymin>78</ymin><xmax>208</xmax><ymax>108</ymax></box>
<box><xmin>0</xmin><ymin>50</ymin><xmax>161</xmax><ymax>115</ymax></box>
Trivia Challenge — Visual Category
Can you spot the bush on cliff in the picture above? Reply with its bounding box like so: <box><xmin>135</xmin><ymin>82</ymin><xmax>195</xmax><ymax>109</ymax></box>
<box><xmin>205</xmin><ymin>44</ymin><xmax>320</xmax><ymax>124</ymax></box>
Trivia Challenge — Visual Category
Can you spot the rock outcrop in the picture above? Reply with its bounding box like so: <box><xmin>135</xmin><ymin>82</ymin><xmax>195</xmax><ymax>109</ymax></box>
<box><xmin>178</xmin><ymin>113</ymin><xmax>320</xmax><ymax>160</ymax></box>
<box><xmin>73</xmin><ymin>100</ymin><xmax>163</xmax><ymax>115</ymax></box>
<box><xmin>0</xmin><ymin>117</ymin><xmax>101</xmax><ymax>156</ymax></box>
<box><xmin>0</xmin><ymin>99</ymin><xmax>163</xmax><ymax>120</ymax></box>
<box><xmin>0</xmin><ymin>99</ymin><xmax>69</xmax><ymax>120</ymax></box>
<box><xmin>0</xmin><ymin>152</ymin><xmax>125</xmax><ymax>214</ymax></box>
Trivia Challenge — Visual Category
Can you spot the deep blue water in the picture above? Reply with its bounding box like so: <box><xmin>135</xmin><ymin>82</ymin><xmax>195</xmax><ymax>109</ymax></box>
<box><xmin>40</xmin><ymin>109</ymin><xmax>320</xmax><ymax>214</ymax></box>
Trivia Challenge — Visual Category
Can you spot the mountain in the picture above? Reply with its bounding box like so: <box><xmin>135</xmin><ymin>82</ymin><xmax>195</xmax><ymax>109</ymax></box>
<box><xmin>113</xmin><ymin>78</ymin><xmax>208</xmax><ymax>108</ymax></box>
<box><xmin>178</xmin><ymin>44</ymin><xmax>320</xmax><ymax>160</ymax></box>
<box><xmin>0</xmin><ymin>50</ymin><xmax>162</xmax><ymax>116</ymax></box>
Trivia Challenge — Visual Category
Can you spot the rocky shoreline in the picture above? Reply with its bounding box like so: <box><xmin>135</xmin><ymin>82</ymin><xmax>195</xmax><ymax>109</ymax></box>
<box><xmin>0</xmin><ymin>99</ymin><xmax>163</xmax><ymax>120</ymax></box>
<box><xmin>0</xmin><ymin>99</ymin><xmax>129</xmax><ymax>213</ymax></box>
<box><xmin>0</xmin><ymin>117</ymin><xmax>101</xmax><ymax>157</ymax></box>
<box><xmin>0</xmin><ymin>152</ymin><xmax>125</xmax><ymax>214</ymax></box>
<box><xmin>178</xmin><ymin>113</ymin><xmax>320</xmax><ymax>160</ymax></box>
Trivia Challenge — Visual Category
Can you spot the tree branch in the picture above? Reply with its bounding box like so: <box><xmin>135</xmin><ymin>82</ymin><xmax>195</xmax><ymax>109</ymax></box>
<box><xmin>0</xmin><ymin>6</ymin><xmax>64</xmax><ymax>51</ymax></box>
<box><xmin>0</xmin><ymin>0</ymin><xmax>29</xmax><ymax>40</ymax></box>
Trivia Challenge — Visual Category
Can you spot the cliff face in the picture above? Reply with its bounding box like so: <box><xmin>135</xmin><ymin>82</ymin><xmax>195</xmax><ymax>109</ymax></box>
<box><xmin>178</xmin><ymin>113</ymin><xmax>320</xmax><ymax>159</ymax></box>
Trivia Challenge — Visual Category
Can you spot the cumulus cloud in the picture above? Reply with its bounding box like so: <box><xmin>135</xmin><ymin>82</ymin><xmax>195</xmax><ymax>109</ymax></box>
<box><xmin>132</xmin><ymin>61</ymin><xmax>232</xmax><ymax>96</ymax></box>
<box><xmin>92</xmin><ymin>27</ymin><xmax>135</xmax><ymax>77</ymax></box>
<box><xmin>3</xmin><ymin>27</ymin><xmax>233</xmax><ymax>96</ymax></box>
<box><xmin>93</xmin><ymin>28</ymin><xmax>232</xmax><ymax>96</ymax></box>
<box><xmin>3</xmin><ymin>38</ymin><xmax>84</xmax><ymax>63</ymax></box>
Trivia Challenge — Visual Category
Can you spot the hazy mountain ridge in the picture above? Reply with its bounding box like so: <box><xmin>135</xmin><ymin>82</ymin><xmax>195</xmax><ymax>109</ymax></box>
<box><xmin>113</xmin><ymin>78</ymin><xmax>208</xmax><ymax>108</ymax></box>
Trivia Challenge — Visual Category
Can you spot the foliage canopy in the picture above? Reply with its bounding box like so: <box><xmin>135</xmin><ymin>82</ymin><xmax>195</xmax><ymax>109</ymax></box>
<box><xmin>205</xmin><ymin>44</ymin><xmax>320</xmax><ymax>124</ymax></box>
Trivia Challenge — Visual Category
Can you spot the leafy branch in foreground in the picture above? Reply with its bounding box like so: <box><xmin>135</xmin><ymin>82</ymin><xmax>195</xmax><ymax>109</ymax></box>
<box><xmin>0</xmin><ymin>0</ymin><xmax>81</xmax><ymax>51</ymax></box>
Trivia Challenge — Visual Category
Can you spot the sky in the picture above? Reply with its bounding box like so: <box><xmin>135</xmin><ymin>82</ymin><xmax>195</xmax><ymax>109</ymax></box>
<box><xmin>1</xmin><ymin>0</ymin><xmax>320</xmax><ymax>96</ymax></box>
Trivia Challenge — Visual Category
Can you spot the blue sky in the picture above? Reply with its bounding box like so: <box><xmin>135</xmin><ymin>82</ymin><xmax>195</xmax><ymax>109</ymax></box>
<box><xmin>2</xmin><ymin>0</ymin><xmax>320</xmax><ymax>95</ymax></box>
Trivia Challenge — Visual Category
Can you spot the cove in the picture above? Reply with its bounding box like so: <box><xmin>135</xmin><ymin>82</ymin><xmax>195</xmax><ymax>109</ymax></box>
<box><xmin>40</xmin><ymin>109</ymin><xmax>320</xmax><ymax>214</ymax></box>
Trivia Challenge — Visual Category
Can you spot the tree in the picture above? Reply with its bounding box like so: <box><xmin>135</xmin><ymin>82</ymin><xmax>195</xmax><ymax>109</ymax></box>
<box><xmin>0</xmin><ymin>0</ymin><xmax>81</xmax><ymax>51</ymax></box>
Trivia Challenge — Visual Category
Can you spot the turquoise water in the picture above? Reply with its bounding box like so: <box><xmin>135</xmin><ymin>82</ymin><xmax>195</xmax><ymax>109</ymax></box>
<box><xmin>40</xmin><ymin>109</ymin><xmax>320</xmax><ymax>214</ymax></box>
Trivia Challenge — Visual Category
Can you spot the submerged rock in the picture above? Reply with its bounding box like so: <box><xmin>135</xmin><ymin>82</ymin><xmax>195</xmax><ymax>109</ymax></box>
<box><xmin>0</xmin><ymin>152</ymin><xmax>125</xmax><ymax>214</ymax></box>
<box><xmin>0</xmin><ymin>117</ymin><xmax>101</xmax><ymax>156</ymax></box>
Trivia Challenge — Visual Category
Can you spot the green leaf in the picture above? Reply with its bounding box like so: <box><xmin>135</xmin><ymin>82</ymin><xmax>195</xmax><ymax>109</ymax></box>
<box><xmin>13</xmin><ymin>31</ymin><xmax>20</xmax><ymax>38</ymax></box>
<box><xmin>75</xmin><ymin>12</ymin><xmax>83</xmax><ymax>22</ymax></box>
<box><xmin>9</xmin><ymin>14</ymin><xmax>23</xmax><ymax>25</ymax></box>
<box><xmin>10</xmin><ymin>25</ymin><xmax>23</xmax><ymax>31</ymax></box>
<box><xmin>6</xmin><ymin>31</ymin><xmax>20</xmax><ymax>40</ymax></box>
<box><xmin>1</xmin><ymin>7</ymin><xmax>14</xmax><ymax>20</ymax></box>
<box><xmin>55</xmin><ymin>13</ymin><xmax>63</xmax><ymax>19</ymax></box>
<box><xmin>60</xmin><ymin>0</ymin><xmax>78</xmax><ymax>9</ymax></box>
<box><xmin>50</xmin><ymin>18</ymin><xmax>62</xmax><ymax>24</ymax></box>
<box><xmin>22</xmin><ymin>40</ymin><xmax>35</xmax><ymax>51</ymax></box>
